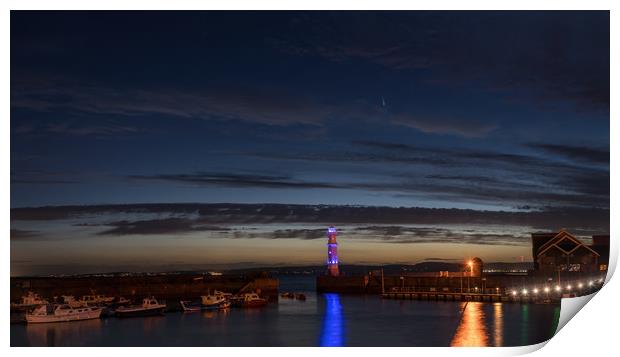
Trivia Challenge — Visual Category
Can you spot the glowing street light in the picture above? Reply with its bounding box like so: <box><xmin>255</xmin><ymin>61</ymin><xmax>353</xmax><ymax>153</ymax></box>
<box><xmin>544</xmin><ymin>287</ymin><xmax>550</xmax><ymax>293</ymax></box>
<box><xmin>578</xmin><ymin>283</ymin><xmax>583</xmax><ymax>289</ymax></box>
<box><xmin>522</xmin><ymin>289</ymin><xmax>528</xmax><ymax>295</ymax></box>
<box><xmin>588</xmin><ymin>281</ymin><xmax>594</xmax><ymax>287</ymax></box>
<box><xmin>567</xmin><ymin>285</ymin><xmax>572</xmax><ymax>291</ymax></box>
<box><xmin>555</xmin><ymin>285</ymin><xmax>561</xmax><ymax>292</ymax></box>
<box><xmin>511</xmin><ymin>290</ymin><xmax>517</xmax><ymax>296</ymax></box>
<box><xmin>533</xmin><ymin>288</ymin><xmax>539</xmax><ymax>294</ymax></box>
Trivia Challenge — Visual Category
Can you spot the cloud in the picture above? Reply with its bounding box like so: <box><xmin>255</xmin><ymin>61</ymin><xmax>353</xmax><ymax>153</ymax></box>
<box><xmin>12</xmin><ymin>79</ymin><xmax>500</xmax><ymax>139</ymax></box>
<box><xmin>528</xmin><ymin>143</ymin><xmax>609</xmax><ymax>165</ymax></box>
<box><xmin>128</xmin><ymin>172</ymin><xmax>343</xmax><ymax>190</ymax></box>
<box><xmin>10</xmin><ymin>204</ymin><xmax>609</xmax><ymax>235</ymax></box>
<box><xmin>391</xmin><ymin>114</ymin><xmax>498</xmax><ymax>138</ymax></box>
<box><xmin>11</xmin><ymin>81</ymin><xmax>335</xmax><ymax>127</ymax></box>
<box><xmin>97</xmin><ymin>218</ymin><xmax>230</xmax><ymax>236</ymax></box>
<box><xmin>240</xmin><ymin>139</ymin><xmax>608</xmax><ymax>208</ymax></box>
<box><xmin>353</xmin><ymin>226</ymin><xmax>528</xmax><ymax>246</ymax></box>
<box><xmin>269</xmin><ymin>229</ymin><xmax>327</xmax><ymax>240</ymax></box>
<box><xmin>11</xmin><ymin>179</ymin><xmax>77</xmax><ymax>185</ymax></box>
<box><xmin>10</xmin><ymin>229</ymin><xmax>41</xmax><ymax>240</ymax></box>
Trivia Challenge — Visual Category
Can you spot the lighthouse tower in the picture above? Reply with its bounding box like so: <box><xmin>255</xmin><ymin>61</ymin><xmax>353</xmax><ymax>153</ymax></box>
<box><xmin>326</xmin><ymin>226</ymin><xmax>340</xmax><ymax>276</ymax></box>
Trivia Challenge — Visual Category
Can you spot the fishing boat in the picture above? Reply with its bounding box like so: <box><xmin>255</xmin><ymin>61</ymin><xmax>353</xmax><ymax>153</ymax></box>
<box><xmin>201</xmin><ymin>291</ymin><xmax>229</xmax><ymax>309</ymax></box>
<box><xmin>26</xmin><ymin>304</ymin><xmax>102</xmax><ymax>324</ymax></box>
<box><xmin>115</xmin><ymin>297</ymin><xmax>166</xmax><ymax>317</ymax></box>
<box><xmin>11</xmin><ymin>292</ymin><xmax>49</xmax><ymax>311</ymax></box>
<box><xmin>234</xmin><ymin>293</ymin><xmax>268</xmax><ymax>308</ymax></box>
<box><xmin>280</xmin><ymin>292</ymin><xmax>294</xmax><ymax>298</ymax></box>
<box><xmin>180</xmin><ymin>300</ymin><xmax>202</xmax><ymax>312</ymax></box>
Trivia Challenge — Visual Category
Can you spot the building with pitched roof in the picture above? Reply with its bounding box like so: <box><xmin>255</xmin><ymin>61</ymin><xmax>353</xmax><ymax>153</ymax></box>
<box><xmin>531</xmin><ymin>229</ymin><xmax>609</xmax><ymax>276</ymax></box>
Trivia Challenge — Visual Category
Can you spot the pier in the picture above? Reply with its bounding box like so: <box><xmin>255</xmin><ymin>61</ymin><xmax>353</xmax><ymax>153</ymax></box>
<box><xmin>381</xmin><ymin>287</ymin><xmax>555</xmax><ymax>303</ymax></box>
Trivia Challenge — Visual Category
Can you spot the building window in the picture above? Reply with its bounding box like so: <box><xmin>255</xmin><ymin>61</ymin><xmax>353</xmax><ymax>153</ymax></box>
<box><xmin>600</xmin><ymin>264</ymin><xmax>607</xmax><ymax>271</ymax></box>
<box><xmin>568</xmin><ymin>264</ymin><xmax>581</xmax><ymax>272</ymax></box>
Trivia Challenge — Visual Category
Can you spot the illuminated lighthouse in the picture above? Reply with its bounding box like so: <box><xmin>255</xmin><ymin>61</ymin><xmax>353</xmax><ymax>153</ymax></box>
<box><xmin>326</xmin><ymin>226</ymin><xmax>340</xmax><ymax>276</ymax></box>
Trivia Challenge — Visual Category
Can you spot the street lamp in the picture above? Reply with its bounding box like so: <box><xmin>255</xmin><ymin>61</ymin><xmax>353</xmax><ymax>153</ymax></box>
<box><xmin>467</xmin><ymin>261</ymin><xmax>473</xmax><ymax>293</ymax></box>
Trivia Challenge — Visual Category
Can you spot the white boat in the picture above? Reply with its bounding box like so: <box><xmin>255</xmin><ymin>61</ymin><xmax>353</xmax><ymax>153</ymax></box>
<box><xmin>11</xmin><ymin>292</ymin><xmax>49</xmax><ymax>311</ymax></box>
<box><xmin>201</xmin><ymin>291</ymin><xmax>229</xmax><ymax>309</ymax></box>
<box><xmin>115</xmin><ymin>297</ymin><xmax>166</xmax><ymax>317</ymax></box>
<box><xmin>26</xmin><ymin>304</ymin><xmax>102</xmax><ymax>324</ymax></box>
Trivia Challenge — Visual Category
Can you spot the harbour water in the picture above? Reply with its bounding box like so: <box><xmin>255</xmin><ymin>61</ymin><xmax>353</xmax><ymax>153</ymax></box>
<box><xmin>10</xmin><ymin>276</ymin><xmax>560</xmax><ymax>347</ymax></box>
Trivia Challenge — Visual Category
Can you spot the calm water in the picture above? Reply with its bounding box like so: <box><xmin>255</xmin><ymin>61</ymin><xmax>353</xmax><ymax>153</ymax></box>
<box><xmin>10</xmin><ymin>276</ymin><xmax>560</xmax><ymax>347</ymax></box>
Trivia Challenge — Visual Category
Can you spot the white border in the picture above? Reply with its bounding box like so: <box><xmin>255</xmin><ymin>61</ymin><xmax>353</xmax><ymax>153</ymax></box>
<box><xmin>4</xmin><ymin>1</ymin><xmax>616</xmax><ymax>357</ymax></box>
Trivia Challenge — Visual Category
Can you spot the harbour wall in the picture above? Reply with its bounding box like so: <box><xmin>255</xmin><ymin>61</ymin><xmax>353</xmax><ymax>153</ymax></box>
<box><xmin>11</xmin><ymin>273</ymin><xmax>279</xmax><ymax>304</ymax></box>
<box><xmin>316</xmin><ymin>273</ymin><xmax>603</xmax><ymax>295</ymax></box>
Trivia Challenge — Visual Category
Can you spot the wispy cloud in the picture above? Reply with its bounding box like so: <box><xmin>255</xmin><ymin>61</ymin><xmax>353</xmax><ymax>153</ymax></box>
<box><xmin>97</xmin><ymin>218</ymin><xmax>230</xmax><ymax>236</ymax></box>
<box><xmin>128</xmin><ymin>172</ymin><xmax>343</xmax><ymax>190</ymax></box>
<box><xmin>391</xmin><ymin>114</ymin><xmax>498</xmax><ymax>138</ymax></box>
<box><xmin>10</xmin><ymin>203</ymin><xmax>609</xmax><ymax>233</ymax></box>
<box><xmin>10</xmin><ymin>229</ymin><xmax>42</xmax><ymax>240</ymax></box>
<box><xmin>528</xmin><ymin>143</ymin><xmax>609</xmax><ymax>165</ymax></box>
<box><xmin>13</xmin><ymin>77</ymin><xmax>501</xmax><ymax>139</ymax></box>
<box><xmin>11</xmin><ymin>81</ymin><xmax>334</xmax><ymax>127</ymax></box>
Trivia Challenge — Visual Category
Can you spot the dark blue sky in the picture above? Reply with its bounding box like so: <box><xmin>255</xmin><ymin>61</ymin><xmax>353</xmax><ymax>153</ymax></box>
<box><xmin>11</xmin><ymin>11</ymin><xmax>609</xmax><ymax>210</ymax></box>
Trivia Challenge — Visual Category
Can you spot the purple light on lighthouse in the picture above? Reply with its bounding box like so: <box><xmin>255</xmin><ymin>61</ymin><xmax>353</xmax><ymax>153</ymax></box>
<box><xmin>327</xmin><ymin>226</ymin><xmax>339</xmax><ymax>276</ymax></box>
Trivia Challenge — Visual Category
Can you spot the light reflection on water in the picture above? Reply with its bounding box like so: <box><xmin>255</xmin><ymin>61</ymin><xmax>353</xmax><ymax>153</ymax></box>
<box><xmin>451</xmin><ymin>302</ymin><xmax>490</xmax><ymax>347</ymax></box>
<box><xmin>24</xmin><ymin>318</ymin><xmax>103</xmax><ymax>347</ymax></box>
<box><xmin>493</xmin><ymin>303</ymin><xmax>503</xmax><ymax>346</ymax></box>
<box><xmin>320</xmin><ymin>294</ymin><xmax>344</xmax><ymax>347</ymax></box>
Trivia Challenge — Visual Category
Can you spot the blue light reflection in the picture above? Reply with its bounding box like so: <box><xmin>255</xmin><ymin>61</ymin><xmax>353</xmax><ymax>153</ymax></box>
<box><xmin>320</xmin><ymin>293</ymin><xmax>345</xmax><ymax>347</ymax></box>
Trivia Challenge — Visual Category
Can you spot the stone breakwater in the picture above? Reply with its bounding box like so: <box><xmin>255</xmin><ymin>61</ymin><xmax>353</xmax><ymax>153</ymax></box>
<box><xmin>11</xmin><ymin>273</ymin><xmax>279</xmax><ymax>308</ymax></box>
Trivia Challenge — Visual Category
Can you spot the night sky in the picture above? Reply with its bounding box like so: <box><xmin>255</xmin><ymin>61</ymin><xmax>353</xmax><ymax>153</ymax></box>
<box><xmin>10</xmin><ymin>11</ymin><xmax>609</xmax><ymax>275</ymax></box>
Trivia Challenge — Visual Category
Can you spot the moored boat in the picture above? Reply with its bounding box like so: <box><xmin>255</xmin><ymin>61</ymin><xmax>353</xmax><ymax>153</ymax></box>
<box><xmin>11</xmin><ymin>292</ymin><xmax>48</xmax><ymax>311</ymax></box>
<box><xmin>180</xmin><ymin>300</ymin><xmax>202</xmax><ymax>312</ymax></box>
<box><xmin>61</xmin><ymin>295</ymin><xmax>88</xmax><ymax>308</ymax></box>
<box><xmin>26</xmin><ymin>304</ymin><xmax>102</xmax><ymax>324</ymax></box>
<box><xmin>115</xmin><ymin>297</ymin><xmax>166</xmax><ymax>317</ymax></box>
<box><xmin>203</xmin><ymin>300</ymin><xmax>231</xmax><ymax>310</ymax></box>
<box><xmin>294</xmin><ymin>293</ymin><xmax>307</xmax><ymax>301</ymax></box>
<box><xmin>79</xmin><ymin>294</ymin><xmax>115</xmax><ymax>306</ymax></box>
<box><xmin>201</xmin><ymin>291</ymin><xmax>229</xmax><ymax>309</ymax></box>
<box><xmin>234</xmin><ymin>293</ymin><xmax>268</xmax><ymax>308</ymax></box>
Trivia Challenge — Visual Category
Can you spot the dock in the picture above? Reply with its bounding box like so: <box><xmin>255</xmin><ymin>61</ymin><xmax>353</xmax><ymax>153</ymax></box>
<box><xmin>381</xmin><ymin>287</ymin><xmax>557</xmax><ymax>303</ymax></box>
